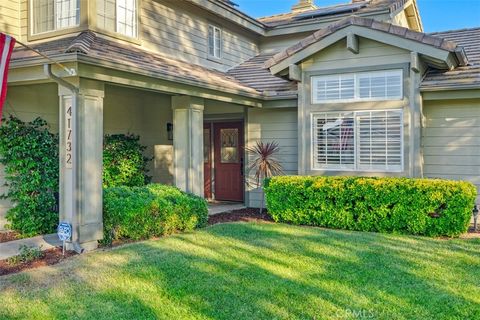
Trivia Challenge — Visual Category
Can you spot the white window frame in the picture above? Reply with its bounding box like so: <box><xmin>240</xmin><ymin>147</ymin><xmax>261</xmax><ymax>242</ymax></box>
<box><xmin>311</xmin><ymin>109</ymin><xmax>404</xmax><ymax>172</ymax></box>
<box><xmin>30</xmin><ymin>0</ymin><xmax>80</xmax><ymax>35</ymax></box>
<box><xmin>208</xmin><ymin>24</ymin><xmax>222</xmax><ymax>59</ymax></box>
<box><xmin>311</xmin><ymin>69</ymin><xmax>404</xmax><ymax>104</ymax></box>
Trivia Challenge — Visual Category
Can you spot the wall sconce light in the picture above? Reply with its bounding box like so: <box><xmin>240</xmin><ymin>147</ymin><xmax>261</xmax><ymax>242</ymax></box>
<box><xmin>167</xmin><ymin>123</ymin><xmax>173</xmax><ymax>141</ymax></box>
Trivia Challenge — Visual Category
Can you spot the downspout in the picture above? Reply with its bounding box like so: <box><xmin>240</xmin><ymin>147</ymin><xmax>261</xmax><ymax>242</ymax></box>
<box><xmin>43</xmin><ymin>64</ymin><xmax>84</xmax><ymax>253</ymax></box>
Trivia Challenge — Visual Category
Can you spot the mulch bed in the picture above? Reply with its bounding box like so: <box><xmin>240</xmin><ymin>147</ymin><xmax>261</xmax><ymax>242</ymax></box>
<box><xmin>208</xmin><ymin>208</ymin><xmax>273</xmax><ymax>225</ymax></box>
<box><xmin>0</xmin><ymin>231</ymin><xmax>21</xmax><ymax>244</ymax></box>
<box><xmin>0</xmin><ymin>248</ymin><xmax>76</xmax><ymax>277</ymax></box>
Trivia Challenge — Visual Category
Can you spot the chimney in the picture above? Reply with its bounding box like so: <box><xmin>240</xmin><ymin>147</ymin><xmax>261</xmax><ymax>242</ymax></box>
<box><xmin>291</xmin><ymin>0</ymin><xmax>317</xmax><ymax>13</ymax></box>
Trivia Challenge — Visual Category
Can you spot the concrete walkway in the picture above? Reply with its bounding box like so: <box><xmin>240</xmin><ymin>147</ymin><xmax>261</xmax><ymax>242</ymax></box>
<box><xmin>208</xmin><ymin>202</ymin><xmax>246</xmax><ymax>215</ymax></box>
<box><xmin>0</xmin><ymin>234</ymin><xmax>61</xmax><ymax>260</ymax></box>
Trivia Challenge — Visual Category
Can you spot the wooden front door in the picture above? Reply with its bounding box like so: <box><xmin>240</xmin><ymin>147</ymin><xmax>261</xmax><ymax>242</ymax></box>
<box><xmin>204</xmin><ymin>122</ymin><xmax>244</xmax><ymax>201</ymax></box>
<box><xmin>214</xmin><ymin>122</ymin><xmax>244</xmax><ymax>201</ymax></box>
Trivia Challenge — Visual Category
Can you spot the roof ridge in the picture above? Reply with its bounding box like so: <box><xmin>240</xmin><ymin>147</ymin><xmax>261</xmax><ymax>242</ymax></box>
<box><xmin>429</xmin><ymin>26</ymin><xmax>480</xmax><ymax>35</ymax></box>
<box><xmin>257</xmin><ymin>0</ymin><xmax>405</xmax><ymax>24</ymax></box>
<box><xmin>258</xmin><ymin>0</ymin><xmax>369</xmax><ymax>20</ymax></box>
<box><xmin>264</xmin><ymin>16</ymin><xmax>467</xmax><ymax>69</ymax></box>
<box><xmin>65</xmin><ymin>30</ymin><xmax>97</xmax><ymax>54</ymax></box>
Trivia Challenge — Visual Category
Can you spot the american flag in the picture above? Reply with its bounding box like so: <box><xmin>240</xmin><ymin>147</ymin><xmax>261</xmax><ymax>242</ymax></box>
<box><xmin>0</xmin><ymin>33</ymin><xmax>16</xmax><ymax>123</ymax></box>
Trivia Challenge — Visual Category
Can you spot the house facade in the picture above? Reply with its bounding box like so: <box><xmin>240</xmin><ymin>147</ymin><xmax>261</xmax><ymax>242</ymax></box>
<box><xmin>1</xmin><ymin>0</ymin><xmax>479</xmax><ymax>250</ymax></box>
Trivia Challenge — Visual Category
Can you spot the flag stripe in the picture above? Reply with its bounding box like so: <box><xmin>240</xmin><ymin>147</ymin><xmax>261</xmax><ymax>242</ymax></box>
<box><xmin>0</xmin><ymin>33</ymin><xmax>16</xmax><ymax>123</ymax></box>
<box><xmin>0</xmin><ymin>35</ymin><xmax>12</xmax><ymax>96</ymax></box>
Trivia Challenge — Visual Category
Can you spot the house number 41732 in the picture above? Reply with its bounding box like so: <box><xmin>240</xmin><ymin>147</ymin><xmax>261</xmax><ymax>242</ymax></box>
<box><xmin>65</xmin><ymin>104</ymin><xmax>73</xmax><ymax>169</ymax></box>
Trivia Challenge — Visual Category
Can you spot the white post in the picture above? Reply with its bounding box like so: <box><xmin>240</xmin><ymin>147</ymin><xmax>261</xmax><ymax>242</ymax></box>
<box><xmin>171</xmin><ymin>96</ymin><xmax>204</xmax><ymax>197</ymax></box>
<box><xmin>58</xmin><ymin>79</ymin><xmax>104</xmax><ymax>252</ymax></box>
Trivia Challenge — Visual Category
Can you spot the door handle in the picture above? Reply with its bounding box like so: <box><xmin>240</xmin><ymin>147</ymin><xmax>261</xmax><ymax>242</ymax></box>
<box><xmin>240</xmin><ymin>157</ymin><xmax>244</xmax><ymax>176</ymax></box>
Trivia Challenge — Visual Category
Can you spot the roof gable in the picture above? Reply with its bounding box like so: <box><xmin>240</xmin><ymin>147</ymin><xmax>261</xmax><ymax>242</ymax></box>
<box><xmin>265</xmin><ymin>16</ymin><xmax>468</xmax><ymax>75</ymax></box>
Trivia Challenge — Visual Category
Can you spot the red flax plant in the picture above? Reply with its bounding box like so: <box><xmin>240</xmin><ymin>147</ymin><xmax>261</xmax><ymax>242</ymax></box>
<box><xmin>245</xmin><ymin>141</ymin><xmax>283</xmax><ymax>213</ymax></box>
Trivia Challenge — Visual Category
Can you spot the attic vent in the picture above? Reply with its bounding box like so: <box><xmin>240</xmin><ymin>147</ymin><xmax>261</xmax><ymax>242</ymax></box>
<box><xmin>294</xmin><ymin>1</ymin><xmax>368</xmax><ymax>20</ymax></box>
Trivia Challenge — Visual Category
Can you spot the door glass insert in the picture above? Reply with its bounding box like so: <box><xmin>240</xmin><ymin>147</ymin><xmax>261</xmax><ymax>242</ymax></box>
<box><xmin>204</xmin><ymin>128</ymin><xmax>210</xmax><ymax>163</ymax></box>
<box><xmin>220</xmin><ymin>128</ymin><xmax>238</xmax><ymax>163</ymax></box>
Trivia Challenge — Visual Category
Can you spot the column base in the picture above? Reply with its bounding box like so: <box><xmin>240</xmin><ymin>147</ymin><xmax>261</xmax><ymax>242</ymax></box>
<box><xmin>66</xmin><ymin>240</ymin><xmax>98</xmax><ymax>253</ymax></box>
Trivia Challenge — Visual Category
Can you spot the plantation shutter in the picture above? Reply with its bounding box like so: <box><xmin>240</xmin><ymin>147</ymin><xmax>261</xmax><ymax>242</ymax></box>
<box><xmin>356</xmin><ymin>110</ymin><xmax>403</xmax><ymax>171</ymax></box>
<box><xmin>313</xmin><ymin>112</ymin><xmax>355</xmax><ymax>170</ymax></box>
<box><xmin>312</xmin><ymin>110</ymin><xmax>403</xmax><ymax>171</ymax></box>
<box><xmin>358</xmin><ymin>70</ymin><xmax>403</xmax><ymax>100</ymax></box>
<box><xmin>312</xmin><ymin>74</ymin><xmax>354</xmax><ymax>103</ymax></box>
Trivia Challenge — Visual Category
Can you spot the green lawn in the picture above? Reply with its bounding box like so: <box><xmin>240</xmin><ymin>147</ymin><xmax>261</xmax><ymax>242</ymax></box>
<box><xmin>1</xmin><ymin>222</ymin><xmax>479</xmax><ymax>320</ymax></box>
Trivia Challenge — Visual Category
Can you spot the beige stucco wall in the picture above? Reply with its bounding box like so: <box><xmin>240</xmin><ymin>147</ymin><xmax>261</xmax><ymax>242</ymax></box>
<box><xmin>423</xmin><ymin>98</ymin><xmax>480</xmax><ymax>202</ymax></box>
<box><xmin>299</xmin><ymin>37</ymin><xmax>415</xmax><ymax>177</ymax></box>
<box><xmin>246</xmin><ymin>107</ymin><xmax>298</xmax><ymax>208</ymax></box>
<box><xmin>103</xmin><ymin>85</ymin><xmax>174</xmax><ymax>185</ymax></box>
<box><xmin>0</xmin><ymin>83</ymin><xmax>59</xmax><ymax>230</ymax></box>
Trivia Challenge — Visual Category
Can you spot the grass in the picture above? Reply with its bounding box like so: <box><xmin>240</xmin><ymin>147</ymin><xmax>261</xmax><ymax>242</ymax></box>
<box><xmin>1</xmin><ymin>222</ymin><xmax>479</xmax><ymax>320</ymax></box>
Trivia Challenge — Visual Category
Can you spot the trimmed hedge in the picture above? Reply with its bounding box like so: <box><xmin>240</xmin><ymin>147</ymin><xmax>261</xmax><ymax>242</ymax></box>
<box><xmin>102</xmin><ymin>184</ymin><xmax>208</xmax><ymax>245</ymax></box>
<box><xmin>265</xmin><ymin>176</ymin><xmax>477</xmax><ymax>237</ymax></box>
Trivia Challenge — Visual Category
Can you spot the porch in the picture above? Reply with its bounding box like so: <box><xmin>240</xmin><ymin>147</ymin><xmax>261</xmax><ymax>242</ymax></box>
<box><xmin>2</xmin><ymin>71</ymin><xmax>255</xmax><ymax>250</ymax></box>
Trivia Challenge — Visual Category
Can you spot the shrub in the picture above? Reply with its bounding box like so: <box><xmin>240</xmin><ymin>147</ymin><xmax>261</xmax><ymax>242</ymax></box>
<box><xmin>7</xmin><ymin>245</ymin><xmax>44</xmax><ymax>265</ymax></box>
<box><xmin>265</xmin><ymin>176</ymin><xmax>477</xmax><ymax>237</ymax></box>
<box><xmin>102</xmin><ymin>184</ymin><xmax>208</xmax><ymax>245</ymax></box>
<box><xmin>103</xmin><ymin>134</ymin><xmax>152</xmax><ymax>188</ymax></box>
<box><xmin>0</xmin><ymin>116</ymin><xmax>59</xmax><ymax>236</ymax></box>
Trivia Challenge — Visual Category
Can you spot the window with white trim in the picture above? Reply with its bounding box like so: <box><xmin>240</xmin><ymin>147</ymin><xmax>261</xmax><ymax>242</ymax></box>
<box><xmin>312</xmin><ymin>110</ymin><xmax>403</xmax><ymax>171</ymax></box>
<box><xmin>208</xmin><ymin>25</ymin><xmax>222</xmax><ymax>59</ymax></box>
<box><xmin>96</xmin><ymin>0</ymin><xmax>137</xmax><ymax>38</ymax></box>
<box><xmin>312</xmin><ymin>70</ymin><xmax>403</xmax><ymax>103</ymax></box>
<box><xmin>31</xmin><ymin>0</ymin><xmax>80</xmax><ymax>35</ymax></box>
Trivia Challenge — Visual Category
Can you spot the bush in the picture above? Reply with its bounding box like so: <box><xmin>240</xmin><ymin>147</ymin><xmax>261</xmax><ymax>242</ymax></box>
<box><xmin>102</xmin><ymin>184</ymin><xmax>208</xmax><ymax>245</ymax></box>
<box><xmin>7</xmin><ymin>245</ymin><xmax>44</xmax><ymax>265</ymax></box>
<box><xmin>0</xmin><ymin>116</ymin><xmax>59</xmax><ymax>236</ymax></box>
<box><xmin>265</xmin><ymin>176</ymin><xmax>477</xmax><ymax>237</ymax></box>
<box><xmin>103</xmin><ymin>134</ymin><xmax>152</xmax><ymax>188</ymax></box>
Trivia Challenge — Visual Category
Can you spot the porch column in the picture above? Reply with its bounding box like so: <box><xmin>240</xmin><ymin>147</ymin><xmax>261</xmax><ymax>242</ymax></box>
<box><xmin>58</xmin><ymin>79</ymin><xmax>104</xmax><ymax>252</ymax></box>
<box><xmin>171</xmin><ymin>96</ymin><xmax>204</xmax><ymax>196</ymax></box>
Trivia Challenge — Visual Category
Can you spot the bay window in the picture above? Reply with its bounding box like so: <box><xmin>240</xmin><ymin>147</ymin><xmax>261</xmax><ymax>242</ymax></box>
<box><xmin>31</xmin><ymin>0</ymin><xmax>80</xmax><ymax>35</ymax></box>
<box><xmin>97</xmin><ymin>0</ymin><xmax>137</xmax><ymax>38</ymax></box>
<box><xmin>312</xmin><ymin>110</ymin><xmax>403</xmax><ymax>172</ymax></box>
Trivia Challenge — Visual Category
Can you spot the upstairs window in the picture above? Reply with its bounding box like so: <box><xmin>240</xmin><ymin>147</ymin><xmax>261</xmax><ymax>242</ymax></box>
<box><xmin>312</xmin><ymin>110</ymin><xmax>403</xmax><ymax>172</ymax></box>
<box><xmin>208</xmin><ymin>25</ymin><xmax>222</xmax><ymax>59</ymax></box>
<box><xmin>312</xmin><ymin>70</ymin><xmax>403</xmax><ymax>103</ymax></box>
<box><xmin>97</xmin><ymin>0</ymin><xmax>137</xmax><ymax>38</ymax></box>
<box><xmin>31</xmin><ymin>0</ymin><xmax>80</xmax><ymax>35</ymax></box>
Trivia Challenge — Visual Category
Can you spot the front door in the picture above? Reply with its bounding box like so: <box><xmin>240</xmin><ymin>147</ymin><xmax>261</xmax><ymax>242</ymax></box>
<box><xmin>203</xmin><ymin>122</ymin><xmax>244</xmax><ymax>202</ymax></box>
<box><xmin>214</xmin><ymin>122</ymin><xmax>244</xmax><ymax>201</ymax></box>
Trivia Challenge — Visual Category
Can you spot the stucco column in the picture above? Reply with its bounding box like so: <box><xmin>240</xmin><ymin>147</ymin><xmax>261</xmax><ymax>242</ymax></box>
<box><xmin>58</xmin><ymin>79</ymin><xmax>104</xmax><ymax>252</ymax></box>
<box><xmin>171</xmin><ymin>96</ymin><xmax>204</xmax><ymax>196</ymax></box>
